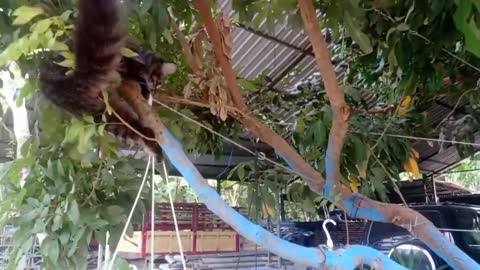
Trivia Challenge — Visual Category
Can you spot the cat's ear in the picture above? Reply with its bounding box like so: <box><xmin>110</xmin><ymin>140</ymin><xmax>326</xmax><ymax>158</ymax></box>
<box><xmin>161</xmin><ymin>63</ymin><xmax>177</xmax><ymax>75</ymax></box>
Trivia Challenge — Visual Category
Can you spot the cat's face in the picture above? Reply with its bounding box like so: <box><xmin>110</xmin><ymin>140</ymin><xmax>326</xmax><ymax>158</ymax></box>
<box><xmin>144</xmin><ymin>56</ymin><xmax>177</xmax><ymax>91</ymax></box>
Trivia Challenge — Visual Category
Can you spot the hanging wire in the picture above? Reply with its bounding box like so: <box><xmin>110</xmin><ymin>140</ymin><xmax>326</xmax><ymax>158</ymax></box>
<box><xmin>162</xmin><ymin>160</ymin><xmax>188</xmax><ymax>270</ymax></box>
<box><xmin>108</xmin><ymin>157</ymin><xmax>152</xmax><ymax>270</ymax></box>
<box><xmin>154</xmin><ymin>98</ymin><xmax>480</xmax><ymax>189</ymax></box>
<box><xmin>153</xmin><ymin>99</ymin><xmax>299</xmax><ymax>175</ymax></box>
<box><xmin>409</xmin><ymin>31</ymin><xmax>480</xmax><ymax>73</ymax></box>
<box><xmin>322</xmin><ymin>204</ymin><xmax>329</xmax><ymax>220</ymax></box>
<box><xmin>359</xmin><ymin>131</ymin><xmax>480</xmax><ymax>148</ymax></box>
<box><xmin>150</xmin><ymin>158</ymin><xmax>156</xmax><ymax>270</ymax></box>
<box><xmin>436</xmin><ymin>168</ymin><xmax>480</xmax><ymax>175</ymax></box>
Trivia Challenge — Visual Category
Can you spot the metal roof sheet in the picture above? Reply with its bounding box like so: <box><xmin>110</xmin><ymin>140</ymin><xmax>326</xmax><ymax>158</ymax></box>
<box><xmin>0</xmin><ymin>0</ymin><xmax>474</xmax><ymax>180</ymax></box>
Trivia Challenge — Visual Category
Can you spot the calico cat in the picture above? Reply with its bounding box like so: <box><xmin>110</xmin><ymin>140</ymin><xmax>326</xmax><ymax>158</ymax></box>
<box><xmin>39</xmin><ymin>0</ymin><xmax>176</xmax><ymax>160</ymax></box>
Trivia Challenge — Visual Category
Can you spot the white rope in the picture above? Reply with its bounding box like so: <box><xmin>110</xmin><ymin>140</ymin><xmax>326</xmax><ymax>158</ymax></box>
<box><xmin>108</xmin><ymin>157</ymin><xmax>152</xmax><ymax>270</ymax></box>
<box><xmin>162</xmin><ymin>160</ymin><xmax>187</xmax><ymax>270</ymax></box>
<box><xmin>151</xmin><ymin>158</ymin><xmax>156</xmax><ymax>270</ymax></box>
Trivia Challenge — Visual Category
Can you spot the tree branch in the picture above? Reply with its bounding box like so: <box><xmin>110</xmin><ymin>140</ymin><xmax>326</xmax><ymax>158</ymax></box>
<box><xmin>297</xmin><ymin>1</ymin><xmax>478</xmax><ymax>269</ymax></box>
<box><xmin>191</xmin><ymin>0</ymin><xmax>325</xmax><ymax>192</ymax></box>
<box><xmin>298</xmin><ymin>1</ymin><xmax>350</xmax><ymax>194</ymax></box>
<box><xmin>171</xmin><ymin>20</ymin><xmax>201</xmax><ymax>75</ymax></box>
<box><xmin>119</xmin><ymin>79</ymin><xmax>408</xmax><ymax>270</ymax></box>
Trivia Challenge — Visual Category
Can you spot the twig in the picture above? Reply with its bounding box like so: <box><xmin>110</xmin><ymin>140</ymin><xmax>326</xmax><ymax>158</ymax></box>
<box><xmin>434</xmin><ymin>89</ymin><xmax>473</xmax><ymax>131</ymax></box>
<box><xmin>82</xmin><ymin>159</ymin><xmax>105</xmax><ymax>206</ymax></box>
<box><xmin>353</xmin><ymin>106</ymin><xmax>394</xmax><ymax>116</ymax></box>
<box><xmin>368</xmin><ymin>145</ymin><xmax>408</xmax><ymax>206</ymax></box>
<box><xmin>170</xmin><ymin>20</ymin><xmax>201</xmax><ymax>75</ymax></box>
<box><xmin>156</xmin><ymin>94</ymin><xmax>244</xmax><ymax>116</ymax></box>
<box><xmin>344</xmin><ymin>212</ymin><xmax>350</xmax><ymax>246</ymax></box>
<box><xmin>371</xmin><ymin>104</ymin><xmax>400</xmax><ymax>151</ymax></box>
<box><xmin>103</xmin><ymin>95</ymin><xmax>157</xmax><ymax>142</ymax></box>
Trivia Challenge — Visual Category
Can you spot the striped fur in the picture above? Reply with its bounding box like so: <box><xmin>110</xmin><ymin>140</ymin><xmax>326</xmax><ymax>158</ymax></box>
<box><xmin>40</xmin><ymin>0</ymin><xmax>126</xmax><ymax>115</ymax></box>
<box><xmin>38</xmin><ymin>0</ymin><xmax>175</xmax><ymax>160</ymax></box>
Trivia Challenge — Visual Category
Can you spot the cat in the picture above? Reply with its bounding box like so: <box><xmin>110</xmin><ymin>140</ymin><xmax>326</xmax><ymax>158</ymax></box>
<box><xmin>39</xmin><ymin>0</ymin><xmax>176</xmax><ymax>160</ymax></box>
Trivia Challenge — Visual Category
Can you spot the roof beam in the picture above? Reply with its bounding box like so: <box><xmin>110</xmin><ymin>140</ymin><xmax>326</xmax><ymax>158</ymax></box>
<box><xmin>234</xmin><ymin>23</ymin><xmax>314</xmax><ymax>57</ymax></box>
<box><xmin>269</xmin><ymin>44</ymin><xmax>312</xmax><ymax>88</ymax></box>
<box><xmin>434</xmin><ymin>98</ymin><xmax>466</xmax><ymax>115</ymax></box>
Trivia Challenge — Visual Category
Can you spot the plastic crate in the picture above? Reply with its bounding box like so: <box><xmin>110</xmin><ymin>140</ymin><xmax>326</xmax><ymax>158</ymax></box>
<box><xmin>195</xmin><ymin>231</ymin><xmax>238</xmax><ymax>252</ymax></box>
<box><xmin>145</xmin><ymin>231</ymin><xmax>194</xmax><ymax>254</ymax></box>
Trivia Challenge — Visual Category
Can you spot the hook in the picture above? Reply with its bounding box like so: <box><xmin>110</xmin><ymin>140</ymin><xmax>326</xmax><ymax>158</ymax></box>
<box><xmin>322</xmin><ymin>218</ymin><xmax>336</xmax><ymax>250</ymax></box>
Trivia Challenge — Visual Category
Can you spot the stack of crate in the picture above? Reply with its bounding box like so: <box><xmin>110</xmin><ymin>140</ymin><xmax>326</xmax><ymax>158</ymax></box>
<box><xmin>117</xmin><ymin>203</ymin><xmax>251</xmax><ymax>257</ymax></box>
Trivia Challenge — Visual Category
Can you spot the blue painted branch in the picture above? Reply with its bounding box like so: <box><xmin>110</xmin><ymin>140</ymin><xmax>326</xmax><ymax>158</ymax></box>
<box><xmin>159</xmin><ymin>128</ymin><xmax>407</xmax><ymax>270</ymax></box>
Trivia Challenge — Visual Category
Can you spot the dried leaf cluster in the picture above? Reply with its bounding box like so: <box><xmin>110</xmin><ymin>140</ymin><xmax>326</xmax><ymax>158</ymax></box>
<box><xmin>174</xmin><ymin>14</ymin><xmax>234</xmax><ymax>121</ymax></box>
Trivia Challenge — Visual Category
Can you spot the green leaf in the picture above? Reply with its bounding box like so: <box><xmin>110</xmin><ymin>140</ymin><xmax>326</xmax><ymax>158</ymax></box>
<box><xmin>321</xmin><ymin>105</ymin><xmax>332</xmax><ymax>125</ymax></box>
<box><xmin>83</xmin><ymin>216</ymin><xmax>109</xmax><ymax>229</ymax></box>
<box><xmin>163</xmin><ymin>29</ymin><xmax>174</xmax><ymax>44</ymax></box>
<box><xmin>52</xmin><ymin>213</ymin><xmax>63</xmax><ymax>231</ymax></box>
<box><xmin>343</xmin><ymin>13</ymin><xmax>373</xmax><ymax>54</ymax></box>
<box><xmin>67</xmin><ymin>200</ymin><xmax>80</xmax><ymax>223</ymax></box>
<box><xmin>313</xmin><ymin>120</ymin><xmax>327</xmax><ymax>146</ymax></box>
<box><xmin>83</xmin><ymin>114</ymin><xmax>95</xmax><ymax>124</ymax></box>
<box><xmin>371</xmin><ymin>167</ymin><xmax>389</xmax><ymax>201</ymax></box>
<box><xmin>453</xmin><ymin>0</ymin><xmax>480</xmax><ymax>57</ymax></box>
<box><xmin>302</xmin><ymin>198</ymin><xmax>316</xmax><ymax>214</ymax></box>
<box><xmin>237</xmin><ymin>165</ymin><xmax>245</xmax><ymax>180</ymax></box>
<box><xmin>396</xmin><ymin>23</ymin><xmax>410</xmax><ymax>31</ymax></box>
<box><xmin>59</xmin><ymin>232</ymin><xmax>70</xmax><ymax>245</ymax></box>
<box><xmin>113</xmin><ymin>258</ymin><xmax>130</xmax><ymax>270</ymax></box>
<box><xmin>152</xmin><ymin>0</ymin><xmax>170</xmax><ymax>33</ymax></box>
<box><xmin>50</xmin><ymin>41</ymin><xmax>68</xmax><ymax>51</ymax></box>
<box><xmin>77</xmin><ymin>125</ymin><xmax>96</xmax><ymax>153</ymax></box>
<box><xmin>295</xmin><ymin>117</ymin><xmax>305</xmax><ymax>134</ymax></box>
<box><xmin>103</xmin><ymin>205</ymin><xmax>125</xmax><ymax>225</ymax></box>
<box><xmin>1</xmin><ymin>157</ymin><xmax>35</xmax><ymax>184</ymax></box>
<box><xmin>68</xmin><ymin>227</ymin><xmax>86</xmax><ymax>256</ymax></box>
<box><xmin>12</xmin><ymin>6</ymin><xmax>44</xmax><ymax>25</ymax></box>
<box><xmin>16</xmin><ymin>80</ymin><xmax>35</xmax><ymax>106</ymax></box>
<box><xmin>120</xmin><ymin>47</ymin><xmax>139</xmax><ymax>58</ymax></box>
<box><xmin>31</xmin><ymin>18</ymin><xmax>53</xmax><ymax>34</ymax></box>
<box><xmin>41</xmin><ymin>237</ymin><xmax>60</xmax><ymax>262</ymax></box>
<box><xmin>72</xmin><ymin>240</ymin><xmax>89</xmax><ymax>269</ymax></box>
<box><xmin>56</xmin><ymin>59</ymin><xmax>74</xmax><ymax>68</ymax></box>
<box><xmin>351</xmin><ymin>135</ymin><xmax>369</xmax><ymax>179</ymax></box>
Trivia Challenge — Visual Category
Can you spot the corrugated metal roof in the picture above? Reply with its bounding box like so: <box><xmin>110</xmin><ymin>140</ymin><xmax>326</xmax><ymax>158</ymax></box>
<box><xmin>217</xmin><ymin>0</ymin><xmax>474</xmax><ymax>176</ymax></box>
<box><xmin>0</xmin><ymin>0</ymin><xmax>474</xmax><ymax>179</ymax></box>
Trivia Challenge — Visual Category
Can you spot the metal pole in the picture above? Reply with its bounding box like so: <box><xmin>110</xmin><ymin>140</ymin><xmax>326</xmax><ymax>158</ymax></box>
<box><xmin>103</xmin><ymin>232</ymin><xmax>110</xmax><ymax>270</ymax></box>
<box><xmin>97</xmin><ymin>243</ymin><xmax>104</xmax><ymax>270</ymax></box>
<box><xmin>216</xmin><ymin>179</ymin><xmax>222</xmax><ymax>195</ymax></box>
<box><xmin>275</xmin><ymin>189</ymin><xmax>282</xmax><ymax>268</ymax></box>
<box><xmin>432</xmin><ymin>175</ymin><xmax>439</xmax><ymax>203</ymax></box>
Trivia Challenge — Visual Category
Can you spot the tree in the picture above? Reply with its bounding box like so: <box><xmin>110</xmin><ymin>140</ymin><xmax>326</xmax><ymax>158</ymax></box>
<box><xmin>0</xmin><ymin>0</ymin><xmax>479</xmax><ymax>269</ymax></box>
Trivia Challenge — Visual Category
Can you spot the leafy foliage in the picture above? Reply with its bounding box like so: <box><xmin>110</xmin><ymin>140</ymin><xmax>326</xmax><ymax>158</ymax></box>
<box><xmin>0</xmin><ymin>98</ymin><xmax>155</xmax><ymax>268</ymax></box>
<box><xmin>437</xmin><ymin>152</ymin><xmax>480</xmax><ymax>192</ymax></box>
<box><xmin>231</xmin><ymin>0</ymin><xmax>480</xmax><ymax>200</ymax></box>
